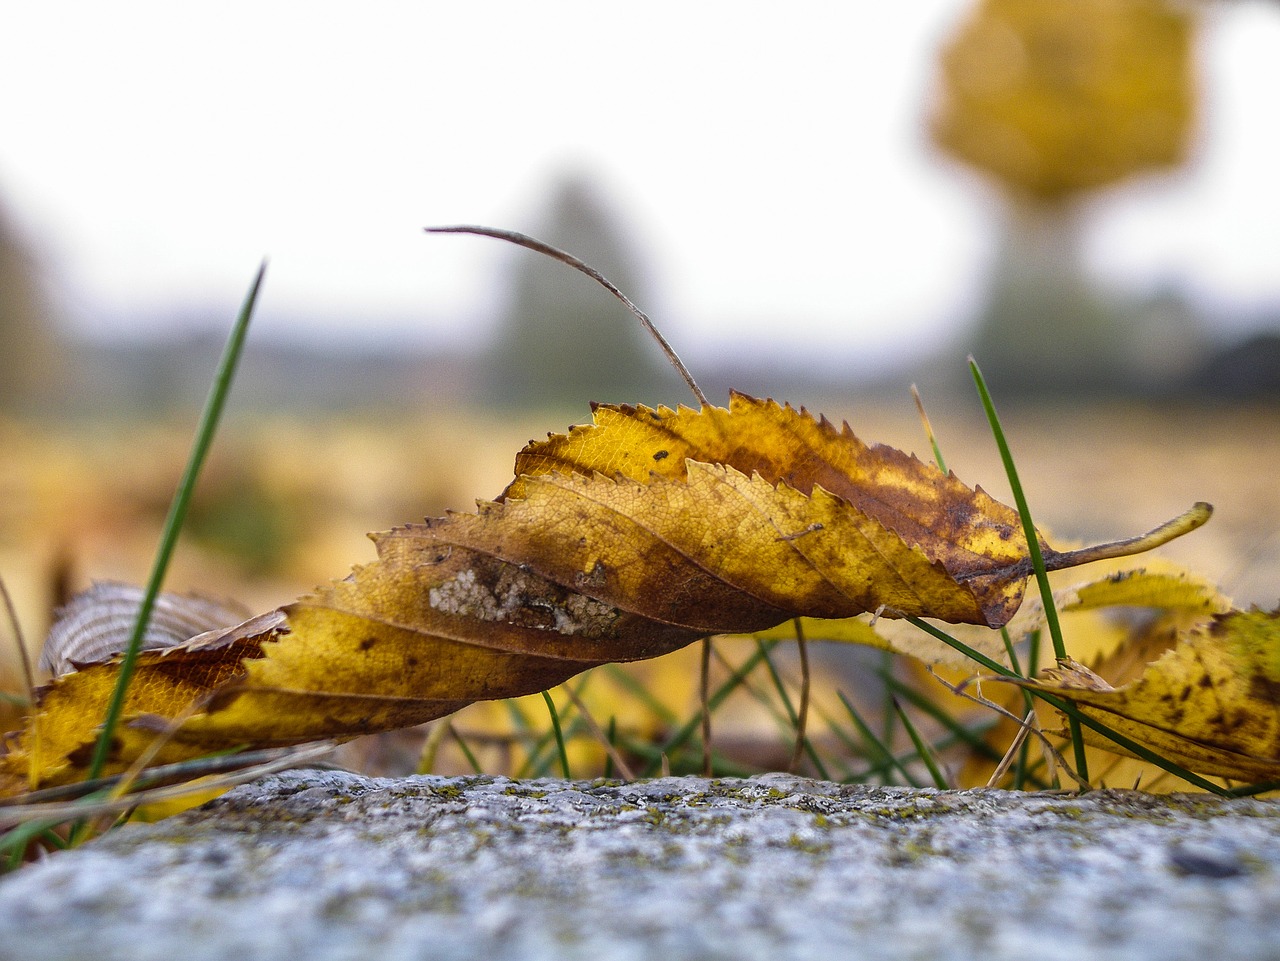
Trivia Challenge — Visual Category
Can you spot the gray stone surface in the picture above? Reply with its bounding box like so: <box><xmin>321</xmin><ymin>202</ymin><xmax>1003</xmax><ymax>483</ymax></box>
<box><xmin>2</xmin><ymin>770</ymin><xmax>1279</xmax><ymax>961</ymax></box>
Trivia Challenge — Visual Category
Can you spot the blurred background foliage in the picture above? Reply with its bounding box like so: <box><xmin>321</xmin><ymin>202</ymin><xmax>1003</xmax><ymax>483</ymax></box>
<box><xmin>932</xmin><ymin>0</ymin><xmax>1207</xmax><ymax>395</ymax></box>
<box><xmin>0</xmin><ymin>0</ymin><xmax>1277</xmax><ymax>785</ymax></box>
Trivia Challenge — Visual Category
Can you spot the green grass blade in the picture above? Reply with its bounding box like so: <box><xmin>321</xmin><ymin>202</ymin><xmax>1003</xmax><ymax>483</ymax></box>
<box><xmin>640</xmin><ymin>643</ymin><xmax>774</xmax><ymax>776</ymax></box>
<box><xmin>882</xmin><ymin>673</ymin><xmax>1052</xmax><ymax>789</ymax></box>
<box><xmin>754</xmin><ymin>639</ymin><xmax>799</xmax><ymax>726</ymax></box>
<box><xmin>837</xmin><ymin>690</ymin><xmax>920</xmax><ymax>787</ymax></box>
<box><xmin>1</xmin><ymin>820</ymin><xmax>62</xmax><ymax>871</ymax></box>
<box><xmin>84</xmin><ymin>262</ymin><xmax>266</xmax><ymax>784</ymax></box>
<box><xmin>449</xmin><ymin>724</ymin><xmax>483</xmax><ymax>774</ymax></box>
<box><xmin>877</xmin><ymin>651</ymin><xmax>898</xmax><ymax>748</ymax></box>
<box><xmin>542</xmin><ymin>691</ymin><xmax>572</xmax><ymax>779</ymax></box>
<box><xmin>1227</xmin><ymin>780</ymin><xmax>1280</xmax><ymax>798</ymax></box>
<box><xmin>748</xmin><ymin>640</ymin><xmax>831</xmax><ymax>780</ymax></box>
<box><xmin>906</xmin><ymin>617</ymin><xmax>1012</xmax><ymax>677</ymax></box>
<box><xmin>602</xmin><ymin>664</ymin><xmax>680</xmax><ymax>726</ymax></box>
<box><xmin>892</xmin><ymin>697</ymin><xmax>950</xmax><ymax>789</ymax></box>
<box><xmin>968</xmin><ymin>357</ymin><xmax>1088</xmax><ymax>783</ymax></box>
<box><xmin>999</xmin><ymin>628</ymin><xmax>1022</xmax><ymax>677</ymax></box>
<box><xmin>1011</xmin><ymin>629</ymin><xmax>1040</xmax><ymax>789</ymax></box>
<box><xmin>881</xmin><ymin>673</ymin><xmax>1011</xmax><ymax>767</ymax></box>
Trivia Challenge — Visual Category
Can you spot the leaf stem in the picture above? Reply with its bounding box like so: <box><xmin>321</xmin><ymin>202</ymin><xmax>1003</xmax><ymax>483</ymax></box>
<box><xmin>426</xmin><ymin>225</ymin><xmax>708</xmax><ymax>407</ymax></box>
<box><xmin>1042</xmin><ymin>503</ymin><xmax>1212</xmax><ymax>570</ymax></box>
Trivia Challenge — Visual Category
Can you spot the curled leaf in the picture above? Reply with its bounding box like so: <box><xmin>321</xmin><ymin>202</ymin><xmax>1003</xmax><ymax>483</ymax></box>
<box><xmin>2</xmin><ymin>393</ymin><xmax>1208</xmax><ymax>791</ymax></box>
<box><xmin>39</xmin><ymin>583</ymin><xmax>255</xmax><ymax>678</ymax></box>
<box><xmin>1010</xmin><ymin>609</ymin><xmax>1280</xmax><ymax>782</ymax></box>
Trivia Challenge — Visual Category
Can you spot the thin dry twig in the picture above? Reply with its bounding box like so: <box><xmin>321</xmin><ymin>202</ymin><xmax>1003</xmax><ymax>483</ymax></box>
<box><xmin>91</xmin><ymin>696</ymin><xmax>217</xmax><ymax>834</ymax></box>
<box><xmin>928</xmin><ymin>667</ymin><xmax>1091</xmax><ymax>791</ymax></box>
<box><xmin>986</xmin><ymin>708</ymin><xmax>1037</xmax><ymax>788</ymax></box>
<box><xmin>426</xmin><ymin>225</ymin><xmax>708</xmax><ymax>407</ymax></box>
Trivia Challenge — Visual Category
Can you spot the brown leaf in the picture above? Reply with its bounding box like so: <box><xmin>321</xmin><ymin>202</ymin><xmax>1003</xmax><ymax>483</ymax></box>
<box><xmin>1</xmin><ymin>393</ymin><xmax>1204</xmax><ymax>791</ymax></box>
<box><xmin>1012</xmin><ymin>609</ymin><xmax>1280</xmax><ymax>782</ymax></box>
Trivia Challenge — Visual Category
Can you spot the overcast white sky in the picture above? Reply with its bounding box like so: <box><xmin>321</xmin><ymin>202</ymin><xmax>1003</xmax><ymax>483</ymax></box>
<box><xmin>2</xmin><ymin>1</ymin><xmax>1278</xmax><ymax>371</ymax></box>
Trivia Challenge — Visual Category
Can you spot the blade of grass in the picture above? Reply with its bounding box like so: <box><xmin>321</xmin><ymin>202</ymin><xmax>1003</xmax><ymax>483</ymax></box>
<box><xmin>512</xmin><ymin>701</ymin><xmax>560</xmax><ymax>777</ymax></box>
<box><xmin>0</xmin><ymin>744</ymin><xmax>332</xmax><ymax>831</ymax></box>
<box><xmin>837</xmin><ymin>690</ymin><xmax>921</xmax><ymax>787</ymax></box>
<box><xmin>1011</xmin><ymin>629</ymin><xmax>1040</xmax><ymax>789</ymax></box>
<box><xmin>1227</xmin><ymin>780</ymin><xmax>1280</xmax><ymax>798</ymax></box>
<box><xmin>878</xmin><ymin>720</ymin><xmax>1004</xmax><ymax>783</ymax></box>
<box><xmin>541</xmin><ymin>691</ymin><xmax>572</xmax><ymax>779</ymax></box>
<box><xmin>416</xmin><ymin>721</ymin><xmax>450</xmax><ymax>775</ymax></box>
<box><xmin>2</xmin><ymin>746</ymin><xmax>298</xmax><ymax>808</ymax></box>
<box><xmin>602</xmin><ymin>664</ymin><xmax>680</xmax><ymax>727</ymax></box>
<box><xmin>968</xmin><ymin>357</ymin><xmax>1088</xmax><ymax>784</ymax></box>
<box><xmin>892</xmin><ymin>697</ymin><xmax>951</xmax><ymax>789</ymax></box>
<box><xmin>2</xmin><ymin>820</ymin><xmax>63</xmax><ymax>871</ymax></box>
<box><xmin>84</xmin><ymin>262</ymin><xmax>266</xmax><ymax>784</ymax></box>
<box><xmin>504</xmin><ymin>697</ymin><xmax>554</xmax><ymax>778</ymax></box>
<box><xmin>878</xmin><ymin>650</ymin><xmax>898</xmax><ymax>751</ymax></box>
<box><xmin>788</xmin><ymin>619</ymin><xmax>812</xmax><ymax>775</ymax></box>
<box><xmin>881</xmin><ymin>671</ymin><xmax>1015</xmax><ymax>772</ymax></box>
<box><xmin>447</xmin><ymin>722</ymin><xmax>483</xmax><ymax>774</ymax></box>
<box><xmin>910</xmin><ymin>384</ymin><xmax>947</xmax><ymax>474</ymax></box>
<box><xmin>995</xmin><ymin>626</ymin><xmax>1044</xmax><ymax>789</ymax></box>
<box><xmin>999</xmin><ymin>628</ymin><xmax>1022</xmax><ymax>677</ymax></box>
<box><xmin>746</xmin><ymin>637</ymin><xmax>829</xmax><ymax>781</ymax></box>
<box><xmin>562</xmin><ymin>683</ymin><xmax>636</xmax><ymax>781</ymax></box>
<box><xmin>641</xmin><ymin>642</ymin><xmax>775</xmax><ymax>776</ymax></box>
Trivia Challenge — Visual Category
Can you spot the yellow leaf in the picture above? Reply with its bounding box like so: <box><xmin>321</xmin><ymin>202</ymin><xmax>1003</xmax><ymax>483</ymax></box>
<box><xmin>931</xmin><ymin>0</ymin><xmax>1196</xmax><ymax>200</ymax></box>
<box><xmin>1057</xmin><ymin>567</ymin><xmax>1232</xmax><ymax>617</ymax></box>
<box><xmin>1014</xmin><ymin>609</ymin><xmax>1280</xmax><ymax>782</ymax></box>
<box><xmin>1</xmin><ymin>393</ymin><xmax>1207</xmax><ymax>792</ymax></box>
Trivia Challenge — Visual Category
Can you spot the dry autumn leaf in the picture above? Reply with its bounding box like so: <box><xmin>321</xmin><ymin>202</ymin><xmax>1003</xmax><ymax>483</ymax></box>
<box><xmin>1007</xmin><ymin>608</ymin><xmax>1280</xmax><ymax>782</ymax></box>
<box><xmin>0</xmin><ymin>393</ymin><xmax>1210</xmax><ymax>793</ymax></box>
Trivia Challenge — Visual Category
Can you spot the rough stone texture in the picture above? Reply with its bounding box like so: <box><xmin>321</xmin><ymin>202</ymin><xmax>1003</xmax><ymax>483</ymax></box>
<box><xmin>3</xmin><ymin>770</ymin><xmax>1279</xmax><ymax>961</ymax></box>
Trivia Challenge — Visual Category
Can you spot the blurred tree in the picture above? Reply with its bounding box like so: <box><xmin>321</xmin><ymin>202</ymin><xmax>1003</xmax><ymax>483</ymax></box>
<box><xmin>484</xmin><ymin>174</ymin><xmax>684</xmax><ymax>409</ymax></box>
<box><xmin>930</xmin><ymin>0</ymin><xmax>1199</xmax><ymax>395</ymax></box>
<box><xmin>0</xmin><ymin>200</ymin><xmax>64</xmax><ymax>411</ymax></box>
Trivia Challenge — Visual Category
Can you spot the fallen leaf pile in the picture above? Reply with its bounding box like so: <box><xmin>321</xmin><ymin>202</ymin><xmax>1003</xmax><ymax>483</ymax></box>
<box><xmin>2</xmin><ymin>391</ymin><xmax>1261</xmax><ymax>795</ymax></box>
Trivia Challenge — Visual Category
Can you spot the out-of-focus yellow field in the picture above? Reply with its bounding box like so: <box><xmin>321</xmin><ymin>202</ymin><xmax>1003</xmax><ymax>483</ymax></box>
<box><xmin>0</xmin><ymin>396</ymin><xmax>1275</xmax><ymax>782</ymax></box>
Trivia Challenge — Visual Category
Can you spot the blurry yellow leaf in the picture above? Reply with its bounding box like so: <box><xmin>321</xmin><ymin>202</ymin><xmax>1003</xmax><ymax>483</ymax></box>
<box><xmin>748</xmin><ymin>616</ymin><xmax>1014</xmax><ymax>671</ymax></box>
<box><xmin>932</xmin><ymin>0</ymin><xmax>1196</xmax><ymax>201</ymax></box>
<box><xmin>1014</xmin><ymin>609</ymin><xmax>1280</xmax><ymax>781</ymax></box>
<box><xmin>1057</xmin><ymin>567</ymin><xmax>1232</xmax><ymax>617</ymax></box>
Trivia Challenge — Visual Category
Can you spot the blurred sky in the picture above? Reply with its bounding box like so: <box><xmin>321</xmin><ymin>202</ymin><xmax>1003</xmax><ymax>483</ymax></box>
<box><xmin>2</xmin><ymin>1</ymin><xmax>1279</xmax><ymax>372</ymax></box>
